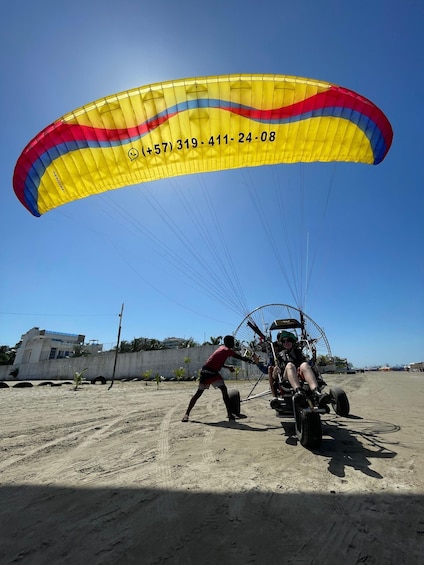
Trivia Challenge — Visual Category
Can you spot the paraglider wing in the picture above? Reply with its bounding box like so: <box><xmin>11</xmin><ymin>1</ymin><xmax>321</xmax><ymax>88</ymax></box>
<box><xmin>13</xmin><ymin>74</ymin><xmax>393</xmax><ymax>217</ymax></box>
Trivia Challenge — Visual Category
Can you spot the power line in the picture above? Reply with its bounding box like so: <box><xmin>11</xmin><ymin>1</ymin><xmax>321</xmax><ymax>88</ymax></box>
<box><xmin>0</xmin><ymin>312</ymin><xmax>115</xmax><ymax>317</ymax></box>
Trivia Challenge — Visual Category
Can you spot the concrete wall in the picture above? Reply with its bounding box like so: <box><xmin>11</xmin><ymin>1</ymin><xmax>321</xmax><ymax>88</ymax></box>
<box><xmin>0</xmin><ymin>345</ymin><xmax>217</xmax><ymax>381</ymax></box>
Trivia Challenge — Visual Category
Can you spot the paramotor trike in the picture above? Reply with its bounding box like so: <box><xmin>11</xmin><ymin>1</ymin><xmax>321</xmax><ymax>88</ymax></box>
<box><xmin>228</xmin><ymin>304</ymin><xmax>350</xmax><ymax>449</ymax></box>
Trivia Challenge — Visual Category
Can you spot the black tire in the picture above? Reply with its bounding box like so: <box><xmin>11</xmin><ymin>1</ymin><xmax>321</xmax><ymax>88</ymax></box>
<box><xmin>13</xmin><ymin>381</ymin><xmax>33</xmax><ymax>388</ymax></box>
<box><xmin>228</xmin><ymin>389</ymin><xmax>241</xmax><ymax>415</ymax></box>
<box><xmin>91</xmin><ymin>376</ymin><xmax>106</xmax><ymax>385</ymax></box>
<box><xmin>329</xmin><ymin>387</ymin><xmax>350</xmax><ymax>416</ymax></box>
<box><xmin>0</xmin><ymin>382</ymin><xmax>9</xmax><ymax>388</ymax></box>
<box><xmin>295</xmin><ymin>407</ymin><xmax>322</xmax><ymax>448</ymax></box>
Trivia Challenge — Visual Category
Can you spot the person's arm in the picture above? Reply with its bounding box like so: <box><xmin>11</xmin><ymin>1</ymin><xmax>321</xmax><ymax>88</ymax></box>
<box><xmin>256</xmin><ymin>360</ymin><xmax>268</xmax><ymax>374</ymax></box>
<box><xmin>277</xmin><ymin>351</ymin><xmax>288</xmax><ymax>371</ymax></box>
<box><xmin>230</xmin><ymin>351</ymin><xmax>258</xmax><ymax>364</ymax></box>
<box><xmin>225</xmin><ymin>351</ymin><xmax>264</xmax><ymax>372</ymax></box>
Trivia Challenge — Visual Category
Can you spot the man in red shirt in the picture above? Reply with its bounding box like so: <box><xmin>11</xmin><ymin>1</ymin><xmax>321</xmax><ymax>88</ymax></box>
<box><xmin>181</xmin><ymin>335</ymin><xmax>257</xmax><ymax>422</ymax></box>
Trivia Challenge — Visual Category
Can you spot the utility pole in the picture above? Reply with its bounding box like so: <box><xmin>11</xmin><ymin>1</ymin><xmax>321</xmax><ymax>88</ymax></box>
<box><xmin>108</xmin><ymin>303</ymin><xmax>124</xmax><ymax>390</ymax></box>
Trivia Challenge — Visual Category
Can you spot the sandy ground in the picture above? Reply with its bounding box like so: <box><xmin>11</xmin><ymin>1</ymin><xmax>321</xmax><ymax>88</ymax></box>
<box><xmin>1</xmin><ymin>371</ymin><xmax>424</xmax><ymax>564</ymax></box>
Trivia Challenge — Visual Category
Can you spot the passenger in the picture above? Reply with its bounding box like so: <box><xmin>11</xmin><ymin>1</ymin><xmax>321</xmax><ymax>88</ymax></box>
<box><xmin>270</xmin><ymin>331</ymin><xmax>330</xmax><ymax>408</ymax></box>
<box><xmin>182</xmin><ymin>335</ymin><xmax>258</xmax><ymax>422</ymax></box>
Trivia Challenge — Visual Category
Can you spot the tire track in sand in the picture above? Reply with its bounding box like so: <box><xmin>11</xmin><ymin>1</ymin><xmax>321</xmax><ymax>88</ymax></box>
<box><xmin>0</xmin><ymin>410</ymin><xmax>151</xmax><ymax>484</ymax></box>
<box><xmin>153</xmin><ymin>402</ymin><xmax>199</xmax><ymax>565</ymax></box>
<box><xmin>156</xmin><ymin>403</ymin><xmax>179</xmax><ymax>516</ymax></box>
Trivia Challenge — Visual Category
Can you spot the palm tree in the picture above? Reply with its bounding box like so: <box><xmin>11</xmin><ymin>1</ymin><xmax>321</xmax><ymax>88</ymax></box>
<box><xmin>119</xmin><ymin>340</ymin><xmax>132</xmax><ymax>353</ymax></box>
<box><xmin>147</xmin><ymin>339</ymin><xmax>163</xmax><ymax>350</ymax></box>
<box><xmin>131</xmin><ymin>338</ymin><xmax>144</xmax><ymax>352</ymax></box>
<box><xmin>204</xmin><ymin>336</ymin><xmax>222</xmax><ymax>345</ymax></box>
<box><xmin>182</xmin><ymin>337</ymin><xmax>198</xmax><ymax>348</ymax></box>
<box><xmin>234</xmin><ymin>367</ymin><xmax>241</xmax><ymax>380</ymax></box>
<box><xmin>72</xmin><ymin>345</ymin><xmax>89</xmax><ymax>357</ymax></box>
<box><xmin>73</xmin><ymin>368</ymin><xmax>87</xmax><ymax>391</ymax></box>
<box><xmin>317</xmin><ymin>355</ymin><xmax>332</xmax><ymax>366</ymax></box>
<box><xmin>0</xmin><ymin>345</ymin><xmax>16</xmax><ymax>365</ymax></box>
<box><xmin>174</xmin><ymin>366</ymin><xmax>186</xmax><ymax>383</ymax></box>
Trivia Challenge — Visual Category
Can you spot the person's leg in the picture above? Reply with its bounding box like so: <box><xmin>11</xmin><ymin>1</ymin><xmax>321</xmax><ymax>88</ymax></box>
<box><xmin>284</xmin><ymin>362</ymin><xmax>306</xmax><ymax>403</ymax></box>
<box><xmin>298</xmin><ymin>362</ymin><xmax>319</xmax><ymax>391</ymax></box>
<box><xmin>298</xmin><ymin>362</ymin><xmax>330</xmax><ymax>407</ymax></box>
<box><xmin>268</xmin><ymin>366</ymin><xmax>278</xmax><ymax>397</ymax></box>
<box><xmin>268</xmin><ymin>366</ymin><xmax>283</xmax><ymax>409</ymax></box>
<box><xmin>284</xmin><ymin>362</ymin><xmax>300</xmax><ymax>389</ymax></box>
<box><xmin>182</xmin><ymin>389</ymin><xmax>204</xmax><ymax>421</ymax></box>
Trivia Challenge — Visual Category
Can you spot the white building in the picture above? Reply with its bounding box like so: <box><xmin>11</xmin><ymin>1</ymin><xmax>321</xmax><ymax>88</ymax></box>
<box><xmin>161</xmin><ymin>337</ymin><xmax>186</xmax><ymax>349</ymax></box>
<box><xmin>14</xmin><ymin>327</ymin><xmax>102</xmax><ymax>365</ymax></box>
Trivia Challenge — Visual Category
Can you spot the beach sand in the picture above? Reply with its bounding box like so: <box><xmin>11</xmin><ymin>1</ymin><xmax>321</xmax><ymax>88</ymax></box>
<box><xmin>1</xmin><ymin>371</ymin><xmax>423</xmax><ymax>564</ymax></box>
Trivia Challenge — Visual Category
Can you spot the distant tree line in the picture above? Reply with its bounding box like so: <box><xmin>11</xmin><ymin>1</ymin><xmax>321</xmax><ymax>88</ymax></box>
<box><xmin>115</xmin><ymin>336</ymin><xmax>223</xmax><ymax>353</ymax></box>
<box><xmin>317</xmin><ymin>355</ymin><xmax>351</xmax><ymax>369</ymax></box>
<box><xmin>0</xmin><ymin>345</ymin><xmax>18</xmax><ymax>365</ymax></box>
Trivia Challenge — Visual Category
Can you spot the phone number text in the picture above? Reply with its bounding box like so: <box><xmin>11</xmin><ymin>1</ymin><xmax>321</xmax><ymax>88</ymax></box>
<box><xmin>127</xmin><ymin>131</ymin><xmax>276</xmax><ymax>161</ymax></box>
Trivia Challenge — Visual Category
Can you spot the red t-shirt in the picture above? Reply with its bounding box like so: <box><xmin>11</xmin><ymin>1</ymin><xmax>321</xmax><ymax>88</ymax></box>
<box><xmin>203</xmin><ymin>345</ymin><xmax>240</xmax><ymax>371</ymax></box>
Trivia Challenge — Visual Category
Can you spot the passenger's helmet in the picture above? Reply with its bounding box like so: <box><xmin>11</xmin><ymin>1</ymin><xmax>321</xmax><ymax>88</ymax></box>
<box><xmin>277</xmin><ymin>330</ymin><xmax>297</xmax><ymax>343</ymax></box>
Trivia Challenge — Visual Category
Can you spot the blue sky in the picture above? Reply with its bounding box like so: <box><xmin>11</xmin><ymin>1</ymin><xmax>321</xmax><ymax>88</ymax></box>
<box><xmin>1</xmin><ymin>0</ymin><xmax>423</xmax><ymax>367</ymax></box>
